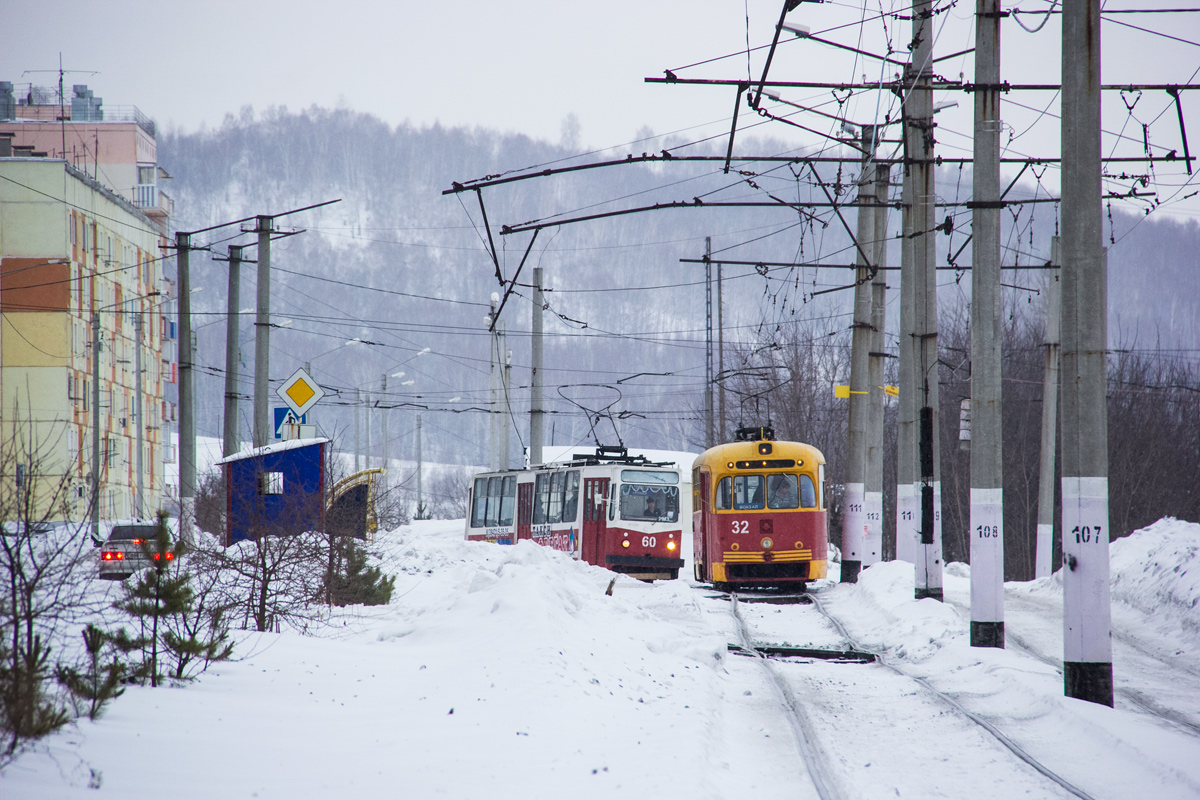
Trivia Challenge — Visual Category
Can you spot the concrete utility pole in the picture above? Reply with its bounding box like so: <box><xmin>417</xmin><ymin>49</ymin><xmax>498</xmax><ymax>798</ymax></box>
<box><xmin>1035</xmin><ymin>237</ymin><xmax>1061</xmax><ymax>579</ymax></box>
<box><xmin>970</xmin><ymin>0</ymin><xmax>1005</xmax><ymax>647</ymax></box>
<box><xmin>134</xmin><ymin>309</ymin><xmax>144</xmax><ymax>519</ymax></box>
<box><xmin>416</xmin><ymin>413</ymin><xmax>424</xmax><ymax>518</ymax></box>
<box><xmin>91</xmin><ymin>313</ymin><xmax>102</xmax><ymax>534</ymax></box>
<box><xmin>502</xmin><ymin>330</ymin><xmax>511</xmax><ymax>470</ymax></box>
<box><xmin>897</xmin><ymin>147</ymin><xmax>918</xmax><ymax>568</ymax></box>
<box><xmin>365</xmin><ymin>391</ymin><xmax>372</xmax><ymax>470</ymax></box>
<box><xmin>489</xmin><ymin>293</ymin><xmax>501</xmax><ymax>471</ymax></box>
<box><xmin>705</xmin><ymin>237</ymin><xmax>715</xmax><ymax>449</ymax></box>
<box><xmin>252</xmin><ymin>216</ymin><xmax>273</xmax><ymax>449</ymax></box>
<box><xmin>865</xmin><ymin>156</ymin><xmax>889</xmax><ymax>566</ymax></box>
<box><xmin>1060</xmin><ymin>0</ymin><xmax>1113</xmax><ymax>707</ymax></box>
<box><xmin>909</xmin><ymin>0</ymin><xmax>943</xmax><ymax>601</ymax></box>
<box><xmin>176</xmin><ymin>231</ymin><xmax>195</xmax><ymax>543</ymax></box>
<box><xmin>842</xmin><ymin>125</ymin><xmax>878</xmax><ymax>584</ymax></box>
<box><xmin>381</xmin><ymin>374</ymin><xmax>389</xmax><ymax>481</ymax></box>
<box><xmin>354</xmin><ymin>388</ymin><xmax>361</xmax><ymax>473</ymax></box>
<box><xmin>222</xmin><ymin>245</ymin><xmax>243</xmax><ymax>459</ymax></box>
<box><xmin>718</xmin><ymin>259</ymin><xmax>726</xmax><ymax>441</ymax></box>
<box><xmin>530</xmin><ymin>267</ymin><xmax>544</xmax><ymax>467</ymax></box>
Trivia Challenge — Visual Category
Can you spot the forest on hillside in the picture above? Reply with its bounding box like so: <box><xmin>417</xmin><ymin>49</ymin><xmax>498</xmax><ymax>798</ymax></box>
<box><xmin>159</xmin><ymin>106</ymin><xmax>1199</xmax><ymax>575</ymax></box>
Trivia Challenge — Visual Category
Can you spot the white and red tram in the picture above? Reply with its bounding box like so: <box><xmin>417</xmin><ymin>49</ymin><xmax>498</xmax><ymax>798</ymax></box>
<box><xmin>465</xmin><ymin>446</ymin><xmax>685</xmax><ymax>580</ymax></box>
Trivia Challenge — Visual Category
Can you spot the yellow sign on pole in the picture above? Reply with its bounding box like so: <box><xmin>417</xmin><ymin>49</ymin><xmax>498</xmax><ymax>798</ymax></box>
<box><xmin>834</xmin><ymin>384</ymin><xmax>899</xmax><ymax>399</ymax></box>
<box><xmin>277</xmin><ymin>368</ymin><xmax>325</xmax><ymax>417</ymax></box>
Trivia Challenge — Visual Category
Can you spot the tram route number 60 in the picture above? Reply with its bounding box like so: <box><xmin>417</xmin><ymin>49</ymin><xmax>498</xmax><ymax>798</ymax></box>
<box><xmin>642</xmin><ymin>536</ymin><xmax>656</xmax><ymax>547</ymax></box>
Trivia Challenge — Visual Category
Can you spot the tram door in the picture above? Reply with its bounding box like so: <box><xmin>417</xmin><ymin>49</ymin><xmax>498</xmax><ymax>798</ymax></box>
<box><xmin>696</xmin><ymin>471</ymin><xmax>710</xmax><ymax>580</ymax></box>
<box><xmin>582</xmin><ymin>477</ymin><xmax>609</xmax><ymax>566</ymax></box>
<box><xmin>516</xmin><ymin>482</ymin><xmax>533</xmax><ymax>541</ymax></box>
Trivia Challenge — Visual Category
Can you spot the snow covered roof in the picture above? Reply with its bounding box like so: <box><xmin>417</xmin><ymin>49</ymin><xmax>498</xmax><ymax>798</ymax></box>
<box><xmin>214</xmin><ymin>437</ymin><xmax>330</xmax><ymax>466</ymax></box>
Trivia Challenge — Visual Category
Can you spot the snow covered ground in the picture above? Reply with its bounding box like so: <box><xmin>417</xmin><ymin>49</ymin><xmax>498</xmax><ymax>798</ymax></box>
<box><xmin>4</xmin><ymin>517</ymin><xmax>1200</xmax><ymax>798</ymax></box>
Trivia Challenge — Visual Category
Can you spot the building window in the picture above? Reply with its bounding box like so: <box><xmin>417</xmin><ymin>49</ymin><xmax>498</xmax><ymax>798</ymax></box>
<box><xmin>258</xmin><ymin>472</ymin><xmax>284</xmax><ymax>496</ymax></box>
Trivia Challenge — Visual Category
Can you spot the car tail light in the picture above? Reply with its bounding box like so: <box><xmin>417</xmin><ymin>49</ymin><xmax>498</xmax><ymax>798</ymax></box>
<box><xmin>132</xmin><ymin>539</ymin><xmax>143</xmax><ymax>544</ymax></box>
<box><xmin>102</xmin><ymin>552</ymin><xmax>123</xmax><ymax>561</ymax></box>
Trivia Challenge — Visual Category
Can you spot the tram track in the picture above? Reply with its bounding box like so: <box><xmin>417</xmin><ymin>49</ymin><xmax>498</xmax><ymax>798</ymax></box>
<box><xmin>942</xmin><ymin>590</ymin><xmax>1200</xmax><ymax>740</ymax></box>
<box><xmin>717</xmin><ymin>585</ymin><xmax>1097</xmax><ymax>800</ymax></box>
<box><xmin>727</xmin><ymin>592</ymin><xmax>848</xmax><ymax>800</ymax></box>
<box><xmin>802</xmin><ymin>590</ymin><xmax>1098</xmax><ymax>800</ymax></box>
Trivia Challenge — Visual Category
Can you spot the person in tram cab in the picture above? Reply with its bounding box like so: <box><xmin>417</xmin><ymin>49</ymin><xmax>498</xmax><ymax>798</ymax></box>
<box><xmin>768</xmin><ymin>474</ymin><xmax>799</xmax><ymax>509</ymax></box>
<box><xmin>644</xmin><ymin>494</ymin><xmax>663</xmax><ymax>520</ymax></box>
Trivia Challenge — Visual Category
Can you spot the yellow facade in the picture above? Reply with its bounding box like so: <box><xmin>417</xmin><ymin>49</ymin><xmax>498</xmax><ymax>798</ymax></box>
<box><xmin>1</xmin><ymin>157</ymin><xmax>171</xmax><ymax>524</ymax></box>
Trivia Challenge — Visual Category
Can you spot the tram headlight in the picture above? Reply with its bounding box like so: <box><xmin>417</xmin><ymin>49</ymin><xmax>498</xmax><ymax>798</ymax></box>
<box><xmin>621</xmin><ymin>539</ymin><xmax>630</xmax><ymax>548</ymax></box>
<box><xmin>761</xmin><ymin>538</ymin><xmax>773</xmax><ymax>550</ymax></box>
<box><xmin>667</xmin><ymin>541</ymin><xmax>676</xmax><ymax>551</ymax></box>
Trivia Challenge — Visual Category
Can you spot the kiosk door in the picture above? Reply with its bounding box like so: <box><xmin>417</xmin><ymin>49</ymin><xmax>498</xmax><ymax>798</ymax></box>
<box><xmin>516</xmin><ymin>482</ymin><xmax>533</xmax><ymax>541</ymax></box>
<box><xmin>581</xmin><ymin>477</ymin><xmax>609</xmax><ymax>566</ymax></box>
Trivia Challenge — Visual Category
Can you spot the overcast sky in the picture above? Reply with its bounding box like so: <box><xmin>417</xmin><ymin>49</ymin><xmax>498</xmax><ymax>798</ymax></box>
<box><xmin>4</xmin><ymin>1</ymin><xmax>1200</xmax><ymax>218</ymax></box>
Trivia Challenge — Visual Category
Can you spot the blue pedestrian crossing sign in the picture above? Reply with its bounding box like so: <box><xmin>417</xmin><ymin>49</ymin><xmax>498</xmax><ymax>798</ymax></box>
<box><xmin>274</xmin><ymin>407</ymin><xmax>308</xmax><ymax>439</ymax></box>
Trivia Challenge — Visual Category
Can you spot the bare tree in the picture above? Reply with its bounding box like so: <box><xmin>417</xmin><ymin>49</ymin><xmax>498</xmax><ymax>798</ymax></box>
<box><xmin>423</xmin><ymin>466</ymin><xmax>473</xmax><ymax>521</ymax></box>
<box><xmin>0</xmin><ymin>412</ymin><xmax>100</xmax><ymax>756</ymax></box>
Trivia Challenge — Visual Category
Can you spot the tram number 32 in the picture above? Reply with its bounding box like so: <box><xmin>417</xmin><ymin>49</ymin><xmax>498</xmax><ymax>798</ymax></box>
<box><xmin>642</xmin><ymin>536</ymin><xmax>657</xmax><ymax>547</ymax></box>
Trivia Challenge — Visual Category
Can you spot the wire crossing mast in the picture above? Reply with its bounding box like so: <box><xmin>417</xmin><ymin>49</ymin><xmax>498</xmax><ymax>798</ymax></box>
<box><xmin>908</xmin><ymin>0</ymin><xmax>944</xmax><ymax>601</ymax></box>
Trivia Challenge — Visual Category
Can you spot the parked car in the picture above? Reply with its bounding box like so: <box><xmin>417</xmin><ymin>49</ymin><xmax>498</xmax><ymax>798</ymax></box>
<box><xmin>99</xmin><ymin>522</ymin><xmax>173</xmax><ymax>580</ymax></box>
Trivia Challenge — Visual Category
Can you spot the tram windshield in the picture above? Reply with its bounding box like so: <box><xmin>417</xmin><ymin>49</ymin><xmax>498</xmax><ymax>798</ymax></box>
<box><xmin>619</xmin><ymin>471</ymin><xmax>679</xmax><ymax>523</ymax></box>
<box><xmin>716</xmin><ymin>472</ymin><xmax>819</xmax><ymax>511</ymax></box>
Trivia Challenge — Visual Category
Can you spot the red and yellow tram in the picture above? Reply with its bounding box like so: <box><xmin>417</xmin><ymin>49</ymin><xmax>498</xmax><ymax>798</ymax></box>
<box><xmin>465</xmin><ymin>446</ymin><xmax>686</xmax><ymax>581</ymax></box>
<box><xmin>692</xmin><ymin>426</ymin><xmax>828</xmax><ymax>590</ymax></box>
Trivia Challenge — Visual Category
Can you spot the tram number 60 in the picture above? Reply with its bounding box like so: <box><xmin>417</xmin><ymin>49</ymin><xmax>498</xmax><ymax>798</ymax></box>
<box><xmin>642</xmin><ymin>536</ymin><xmax>656</xmax><ymax>547</ymax></box>
<box><xmin>1072</xmin><ymin>525</ymin><xmax>1102</xmax><ymax>544</ymax></box>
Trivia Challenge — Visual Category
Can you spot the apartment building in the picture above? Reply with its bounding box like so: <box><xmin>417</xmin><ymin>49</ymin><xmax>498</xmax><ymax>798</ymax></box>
<box><xmin>1</xmin><ymin>81</ymin><xmax>177</xmax><ymax>523</ymax></box>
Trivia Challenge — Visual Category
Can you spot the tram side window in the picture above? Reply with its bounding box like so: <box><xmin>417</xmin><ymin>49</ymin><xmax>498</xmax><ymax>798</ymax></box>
<box><xmin>548</xmin><ymin>472</ymin><xmax>565</xmax><ymax>523</ymax></box>
<box><xmin>800</xmin><ymin>474</ymin><xmax>817</xmax><ymax>509</ymax></box>
<box><xmin>533</xmin><ymin>473</ymin><xmax>550</xmax><ymax>524</ymax></box>
<box><xmin>733</xmin><ymin>475</ymin><xmax>765</xmax><ymax>510</ymax></box>
<box><xmin>499</xmin><ymin>475</ymin><xmax>517</xmax><ymax>525</ymax></box>
<box><xmin>471</xmin><ymin>478</ymin><xmax>489</xmax><ymax>528</ymax></box>
<box><xmin>533</xmin><ymin>471</ymin><xmax>580</xmax><ymax>524</ymax></box>
<box><xmin>715</xmin><ymin>476</ymin><xmax>732</xmax><ymax>510</ymax></box>
<box><xmin>485</xmin><ymin>476</ymin><xmax>506</xmax><ymax>527</ymax></box>
<box><xmin>563</xmin><ymin>471</ymin><xmax>580</xmax><ymax>523</ymax></box>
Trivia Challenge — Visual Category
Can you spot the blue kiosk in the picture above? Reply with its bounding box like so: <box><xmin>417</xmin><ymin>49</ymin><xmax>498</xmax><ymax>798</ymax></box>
<box><xmin>217</xmin><ymin>438</ymin><xmax>329</xmax><ymax>546</ymax></box>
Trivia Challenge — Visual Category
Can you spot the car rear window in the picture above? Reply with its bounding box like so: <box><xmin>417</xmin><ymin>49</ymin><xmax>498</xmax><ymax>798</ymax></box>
<box><xmin>109</xmin><ymin>526</ymin><xmax>158</xmax><ymax>541</ymax></box>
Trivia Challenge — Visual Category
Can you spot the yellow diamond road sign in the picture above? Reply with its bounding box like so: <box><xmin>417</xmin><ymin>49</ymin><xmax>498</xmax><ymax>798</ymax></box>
<box><xmin>277</xmin><ymin>368</ymin><xmax>324</xmax><ymax>417</ymax></box>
